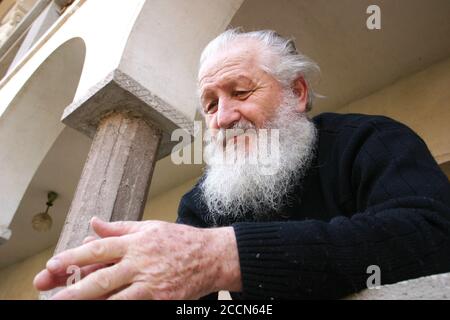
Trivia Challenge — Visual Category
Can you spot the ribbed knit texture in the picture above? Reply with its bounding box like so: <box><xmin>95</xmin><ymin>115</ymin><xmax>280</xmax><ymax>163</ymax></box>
<box><xmin>177</xmin><ymin>113</ymin><xmax>450</xmax><ymax>299</ymax></box>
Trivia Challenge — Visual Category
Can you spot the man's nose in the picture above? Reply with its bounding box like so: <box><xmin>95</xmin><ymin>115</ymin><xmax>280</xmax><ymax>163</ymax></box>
<box><xmin>216</xmin><ymin>99</ymin><xmax>240</xmax><ymax>129</ymax></box>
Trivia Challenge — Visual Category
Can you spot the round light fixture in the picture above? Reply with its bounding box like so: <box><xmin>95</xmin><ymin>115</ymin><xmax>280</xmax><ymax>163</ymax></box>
<box><xmin>32</xmin><ymin>191</ymin><xmax>58</xmax><ymax>232</ymax></box>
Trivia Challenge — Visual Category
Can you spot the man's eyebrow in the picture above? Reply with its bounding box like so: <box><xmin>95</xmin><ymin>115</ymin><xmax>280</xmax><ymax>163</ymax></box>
<box><xmin>200</xmin><ymin>74</ymin><xmax>255</xmax><ymax>96</ymax></box>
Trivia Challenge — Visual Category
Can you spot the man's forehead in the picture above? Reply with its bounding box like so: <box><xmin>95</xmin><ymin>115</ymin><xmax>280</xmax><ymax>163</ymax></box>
<box><xmin>200</xmin><ymin>52</ymin><xmax>255</xmax><ymax>80</ymax></box>
<box><xmin>199</xmin><ymin>40</ymin><xmax>266</xmax><ymax>79</ymax></box>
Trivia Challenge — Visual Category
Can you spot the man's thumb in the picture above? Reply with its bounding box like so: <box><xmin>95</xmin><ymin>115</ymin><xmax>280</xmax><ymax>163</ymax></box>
<box><xmin>91</xmin><ymin>216</ymin><xmax>142</xmax><ymax>237</ymax></box>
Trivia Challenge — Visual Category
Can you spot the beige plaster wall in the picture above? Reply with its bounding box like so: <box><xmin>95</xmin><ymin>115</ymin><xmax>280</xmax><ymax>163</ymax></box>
<box><xmin>0</xmin><ymin>245</ymin><xmax>54</xmax><ymax>299</ymax></box>
<box><xmin>335</xmin><ymin>56</ymin><xmax>450</xmax><ymax>165</ymax></box>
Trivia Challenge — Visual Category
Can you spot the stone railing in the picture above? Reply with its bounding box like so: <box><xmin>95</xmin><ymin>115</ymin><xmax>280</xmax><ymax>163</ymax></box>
<box><xmin>348</xmin><ymin>272</ymin><xmax>450</xmax><ymax>299</ymax></box>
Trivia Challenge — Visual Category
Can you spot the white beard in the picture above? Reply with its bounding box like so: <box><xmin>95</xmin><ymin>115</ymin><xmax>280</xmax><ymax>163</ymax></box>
<box><xmin>201</xmin><ymin>90</ymin><xmax>318</xmax><ymax>224</ymax></box>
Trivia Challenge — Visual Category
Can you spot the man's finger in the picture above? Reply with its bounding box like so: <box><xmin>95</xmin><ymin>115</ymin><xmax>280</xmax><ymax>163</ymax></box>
<box><xmin>91</xmin><ymin>217</ymin><xmax>144</xmax><ymax>238</ymax></box>
<box><xmin>34</xmin><ymin>263</ymin><xmax>107</xmax><ymax>291</ymax></box>
<box><xmin>83</xmin><ymin>235</ymin><xmax>97</xmax><ymax>244</ymax></box>
<box><xmin>50</xmin><ymin>262</ymin><xmax>133</xmax><ymax>300</ymax></box>
<box><xmin>45</xmin><ymin>237</ymin><xmax>126</xmax><ymax>275</ymax></box>
<box><xmin>107</xmin><ymin>282</ymin><xmax>151</xmax><ymax>300</ymax></box>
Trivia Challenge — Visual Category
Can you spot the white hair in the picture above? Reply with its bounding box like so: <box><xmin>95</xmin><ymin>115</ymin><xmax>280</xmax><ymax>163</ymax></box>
<box><xmin>199</xmin><ymin>28</ymin><xmax>321</xmax><ymax>111</ymax></box>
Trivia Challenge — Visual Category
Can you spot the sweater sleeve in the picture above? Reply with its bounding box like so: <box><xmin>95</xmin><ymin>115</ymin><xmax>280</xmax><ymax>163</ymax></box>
<box><xmin>232</xmin><ymin>118</ymin><xmax>450</xmax><ymax>299</ymax></box>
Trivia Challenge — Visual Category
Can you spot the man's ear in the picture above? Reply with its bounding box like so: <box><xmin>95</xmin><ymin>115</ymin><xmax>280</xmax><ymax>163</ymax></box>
<box><xmin>292</xmin><ymin>76</ymin><xmax>308</xmax><ymax>113</ymax></box>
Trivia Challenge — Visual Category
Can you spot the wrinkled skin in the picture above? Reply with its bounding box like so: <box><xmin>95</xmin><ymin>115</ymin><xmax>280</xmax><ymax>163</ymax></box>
<box><xmin>34</xmin><ymin>218</ymin><xmax>240</xmax><ymax>299</ymax></box>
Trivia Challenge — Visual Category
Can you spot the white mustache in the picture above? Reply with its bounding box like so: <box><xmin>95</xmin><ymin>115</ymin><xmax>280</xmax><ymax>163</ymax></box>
<box><xmin>210</xmin><ymin>120</ymin><xmax>257</xmax><ymax>147</ymax></box>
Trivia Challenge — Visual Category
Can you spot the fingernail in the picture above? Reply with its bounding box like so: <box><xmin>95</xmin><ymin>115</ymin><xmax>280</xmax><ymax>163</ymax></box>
<box><xmin>32</xmin><ymin>273</ymin><xmax>40</xmax><ymax>285</ymax></box>
<box><xmin>46</xmin><ymin>258</ymin><xmax>61</xmax><ymax>272</ymax></box>
<box><xmin>91</xmin><ymin>216</ymin><xmax>104</xmax><ymax>224</ymax></box>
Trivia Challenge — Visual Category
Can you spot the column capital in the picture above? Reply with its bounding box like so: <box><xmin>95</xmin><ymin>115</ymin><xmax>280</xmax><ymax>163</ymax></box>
<box><xmin>61</xmin><ymin>69</ymin><xmax>194</xmax><ymax>160</ymax></box>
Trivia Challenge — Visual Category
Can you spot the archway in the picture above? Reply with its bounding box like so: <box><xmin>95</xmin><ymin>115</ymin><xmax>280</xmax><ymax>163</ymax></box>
<box><xmin>0</xmin><ymin>37</ymin><xmax>86</xmax><ymax>265</ymax></box>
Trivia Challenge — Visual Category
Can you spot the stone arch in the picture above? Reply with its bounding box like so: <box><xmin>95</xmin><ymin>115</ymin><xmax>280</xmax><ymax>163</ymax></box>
<box><xmin>0</xmin><ymin>37</ymin><xmax>86</xmax><ymax>237</ymax></box>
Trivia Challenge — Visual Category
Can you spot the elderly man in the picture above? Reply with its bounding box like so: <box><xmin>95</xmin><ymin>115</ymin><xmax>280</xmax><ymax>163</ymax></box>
<box><xmin>34</xmin><ymin>29</ymin><xmax>450</xmax><ymax>300</ymax></box>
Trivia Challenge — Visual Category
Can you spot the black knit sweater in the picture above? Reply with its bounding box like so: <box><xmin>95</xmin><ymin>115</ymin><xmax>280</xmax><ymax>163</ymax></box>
<box><xmin>176</xmin><ymin>112</ymin><xmax>450</xmax><ymax>299</ymax></box>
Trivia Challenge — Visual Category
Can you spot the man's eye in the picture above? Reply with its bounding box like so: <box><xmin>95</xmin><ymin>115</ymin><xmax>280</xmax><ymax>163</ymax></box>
<box><xmin>205</xmin><ymin>101</ymin><xmax>218</xmax><ymax>114</ymax></box>
<box><xmin>233</xmin><ymin>90</ymin><xmax>251</xmax><ymax>98</ymax></box>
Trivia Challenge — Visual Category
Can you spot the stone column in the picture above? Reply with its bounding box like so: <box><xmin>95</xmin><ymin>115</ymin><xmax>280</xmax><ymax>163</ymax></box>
<box><xmin>54</xmin><ymin>112</ymin><xmax>161</xmax><ymax>254</ymax></box>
